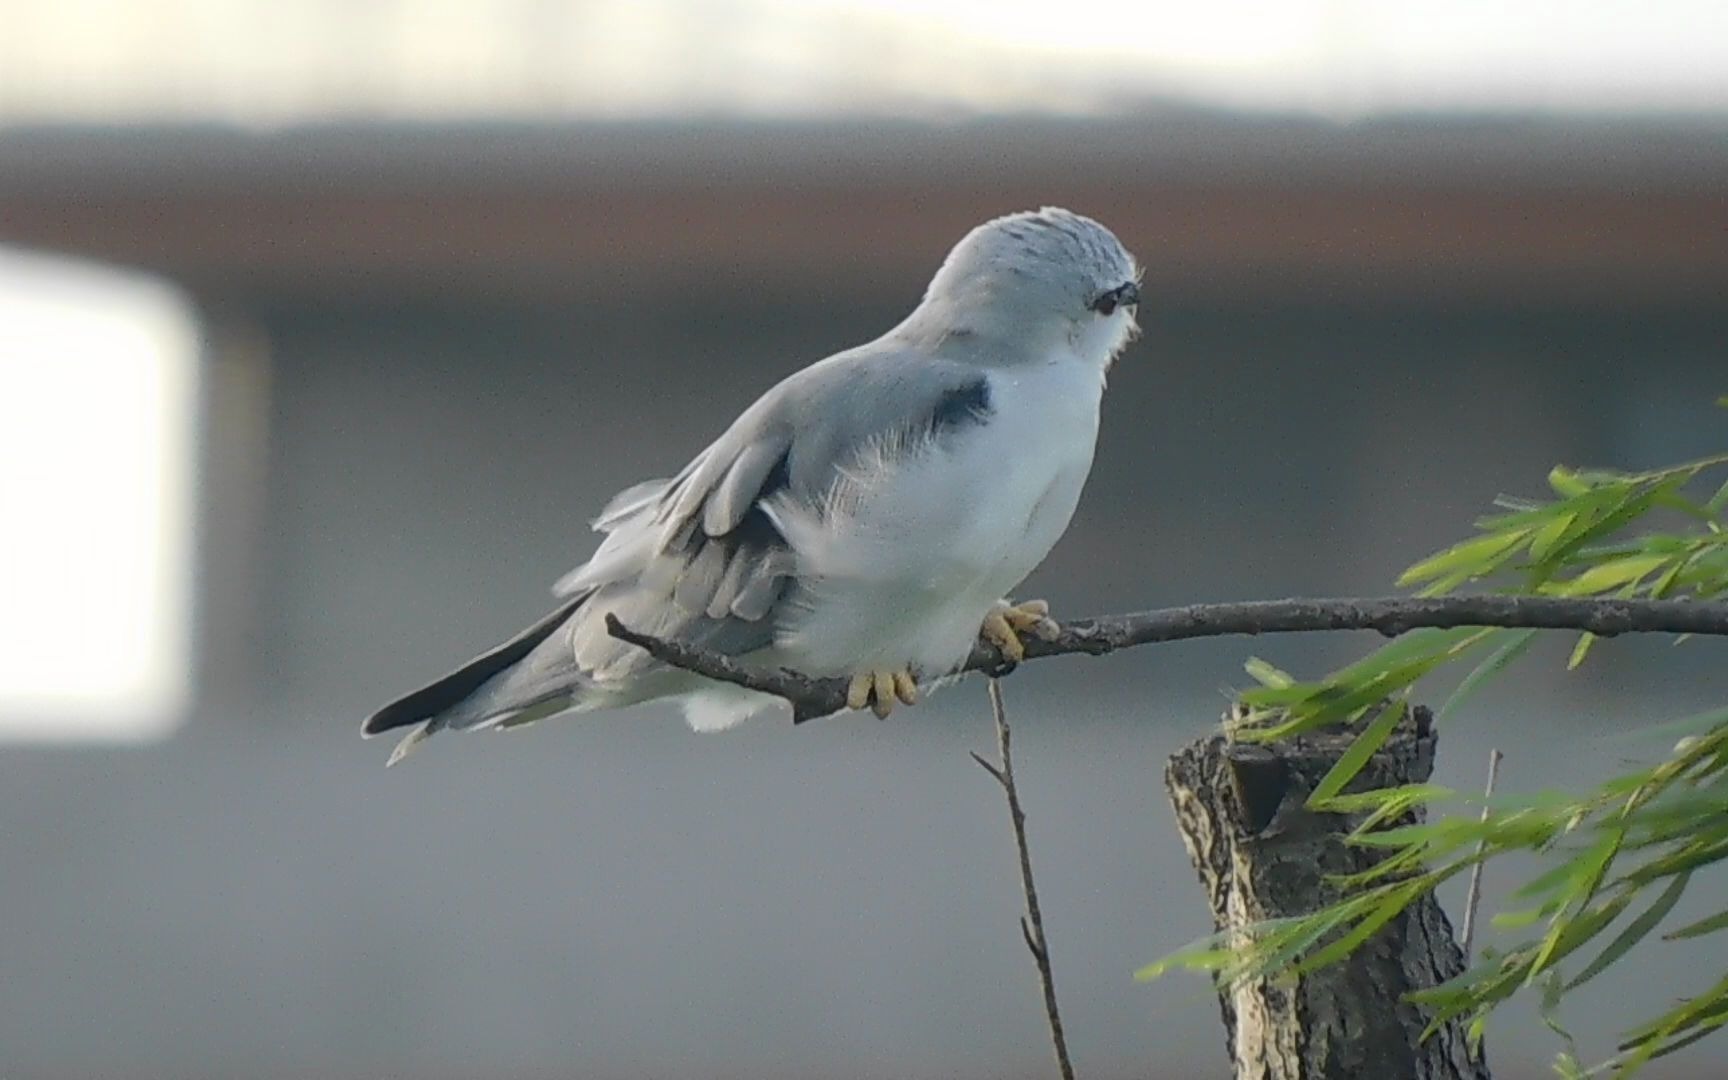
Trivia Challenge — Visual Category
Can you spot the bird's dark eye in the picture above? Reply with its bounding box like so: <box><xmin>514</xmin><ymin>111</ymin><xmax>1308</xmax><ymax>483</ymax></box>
<box><xmin>1089</xmin><ymin>281</ymin><xmax>1140</xmax><ymax>316</ymax></box>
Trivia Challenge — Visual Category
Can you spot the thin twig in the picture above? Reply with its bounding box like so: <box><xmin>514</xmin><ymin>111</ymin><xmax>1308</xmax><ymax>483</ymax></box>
<box><xmin>604</xmin><ymin>596</ymin><xmax>1728</xmax><ymax>722</ymax></box>
<box><xmin>1459</xmin><ymin>748</ymin><xmax>1504</xmax><ymax>960</ymax></box>
<box><xmin>974</xmin><ymin>678</ymin><xmax>1076</xmax><ymax>1080</ymax></box>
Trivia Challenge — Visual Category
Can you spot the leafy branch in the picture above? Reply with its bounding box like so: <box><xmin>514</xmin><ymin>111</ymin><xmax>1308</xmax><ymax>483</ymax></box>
<box><xmin>1144</xmin><ymin>446</ymin><xmax>1728</xmax><ymax>1076</ymax></box>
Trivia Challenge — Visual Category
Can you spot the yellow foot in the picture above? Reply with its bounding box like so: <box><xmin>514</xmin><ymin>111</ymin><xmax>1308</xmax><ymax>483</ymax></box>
<box><xmin>979</xmin><ymin>599</ymin><xmax>1061</xmax><ymax>663</ymax></box>
<box><xmin>845</xmin><ymin>668</ymin><xmax>920</xmax><ymax>719</ymax></box>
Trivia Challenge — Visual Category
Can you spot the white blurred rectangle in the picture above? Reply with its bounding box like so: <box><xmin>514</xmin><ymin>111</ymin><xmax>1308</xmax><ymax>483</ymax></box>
<box><xmin>0</xmin><ymin>249</ymin><xmax>198</xmax><ymax>740</ymax></box>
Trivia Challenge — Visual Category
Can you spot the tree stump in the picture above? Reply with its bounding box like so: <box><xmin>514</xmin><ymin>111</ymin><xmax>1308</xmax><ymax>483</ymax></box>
<box><xmin>1165</xmin><ymin>704</ymin><xmax>1490</xmax><ymax>1080</ymax></box>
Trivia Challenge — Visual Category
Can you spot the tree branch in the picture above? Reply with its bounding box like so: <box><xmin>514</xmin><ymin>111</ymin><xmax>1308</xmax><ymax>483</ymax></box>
<box><xmin>604</xmin><ymin>596</ymin><xmax>1728</xmax><ymax>723</ymax></box>
<box><xmin>976</xmin><ymin>678</ymin><xmax>1076</xmax><ymax>1080</ymax></box>
<box><xmin>1459</xmin><ymin>748</ymin><xmax>1504</xmax><ymax>961</ymax></box>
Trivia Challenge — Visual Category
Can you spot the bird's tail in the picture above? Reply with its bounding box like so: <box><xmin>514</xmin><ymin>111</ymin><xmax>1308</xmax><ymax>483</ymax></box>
<box><xmin>362</xmin><ymin>595</ymin><xmax>587</xmax><ymax>760</ymax></box>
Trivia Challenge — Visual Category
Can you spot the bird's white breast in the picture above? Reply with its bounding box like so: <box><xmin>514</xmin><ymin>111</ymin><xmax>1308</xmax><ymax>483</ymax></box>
<box><xmin>777</xmin><ymin>347</ymin><xmax>1105</xmax><ymax>677</ymax></box>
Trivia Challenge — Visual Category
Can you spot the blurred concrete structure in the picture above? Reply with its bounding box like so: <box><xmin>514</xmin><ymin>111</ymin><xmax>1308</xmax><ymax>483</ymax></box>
<box><xmin>1</xmin><ymin>116</ymin><xmax>1726</xmax><ymax>1079</ymax></box>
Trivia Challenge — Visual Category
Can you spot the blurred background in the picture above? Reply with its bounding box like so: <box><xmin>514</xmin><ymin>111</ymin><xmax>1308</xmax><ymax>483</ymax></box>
<box><xmin>2</xmin><ymin>2</ymin><xmax>1726</xmax><ymax>1078</ymax></box>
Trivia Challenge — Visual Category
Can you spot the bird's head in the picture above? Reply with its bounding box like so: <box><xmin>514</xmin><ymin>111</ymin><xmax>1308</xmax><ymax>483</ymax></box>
<box><xmin>904</xmin><ymin>207</ymin><xmax>1141</xmax><ymax>368</ymax></box>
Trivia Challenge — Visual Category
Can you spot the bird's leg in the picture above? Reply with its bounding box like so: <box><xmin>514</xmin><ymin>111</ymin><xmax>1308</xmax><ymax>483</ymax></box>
<box><xmin>845</xmin><ymin>668</ymin><xmax>920</xmax><ymax>719</ymax></box>
<box><xmin>979</xmin><ymin>599</ymin><xmax>1061</xmax><ymax>663</ymax></box>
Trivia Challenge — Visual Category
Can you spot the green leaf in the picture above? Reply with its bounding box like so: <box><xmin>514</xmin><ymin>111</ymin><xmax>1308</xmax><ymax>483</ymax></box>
<box><xmin>1321</xmin><ymin>782</ymin><xmax>1455</xmax><ymax>814</ymax></box>
<box><xmin>1549</xmin><ymin>465</ymin><xmax>1595</xmax><ymax>497</ymax></box>
<box><xmin>1133</xmin><ymin>945</ymin><xmax>1237</xmax><ymax>981</ymax></box>
<box><xmin>1565</xmin><ymin>872</ymin><xmax>1690</xmax><ymax>990</ymax></box>
<box><xmin>1618</xmin><ymin>972</ymin><xmax>1728</xmax><ymax>1067</ymax></box>
<box><xmin>1398</xmin><ymin>529</ymin><xmax>1531</xmax><ymax>588</ymax></box>
<box><xmin>1553</xmin><ymin>554</ymin><xmax>1670</xmax><ymax>596</ymax></box>
<box><xmin>1527</xmin><ymin>894</ymin><xmax>1631</xmax><ymax>983</ymax></box>
<box><xmin>1623</xmin><ymin>835</ymin><xmax>1728</xmax><ymax>885</ymax></box>
<box><xmin>1537</xmin><ymin>482</ymin><xmax>1679</xmax><ymax>574</ymax></box>
<box><xmin>1637</xmin><ymin>702</ymin><xmax>1728</xmax><ymax>746</ymax></box>
<box><xmin>1707</xmin><ymin>474</ymin><xmax>1728</xmax><ymax>515</ymax></box>
<box><xmin>1266</xmin><ymin>898</ymin><xmax>1385</xmax><ymax>971</ymax></box>
<box><xmin>1292</xmin><ymin>878</ymin><xmax>1429</xmax><ymax>974</ymax></box>
<box><xmin>1643</xmin><ymin>1015</ymin><xmax>1728</xmax><ymax>1063</ymax></box>
<box><xmin>1515</xmin><ymin>854</ymin><xmax>1590</xmax><ymax>902</ymax></box>
<box><xmin>1327</xmin><ymin>627</ymin><xmax>1488</xmax><ymax>687</ymax></box>
<box><xmin>1649</xmin><ymin>550</ymin><xmax>1696</xmax><ymax>599</ymax></box>
<box><xmin>1664</xmin><ymin>906</ymin><xmax>1728</xmax><ymax>941</ymax></box>
<box><xmin>1308</xmin><ymin>702</ymin><xmax>1409</xmax><ymax>806</ymax></box>
<box><xmin>1494</xmin><ymin>905</ymin><xmax>1558</xmax><ymax>930</ymax></box>
<box><xmin>1243</xmin><ymin>656</ymin><xmax>1295</xmax><ymax>689</ymax></box>
<box><xmin>1528</xmin><ymin>512</ymin><xmax>1579</xmax><ymax>562</ymax></box>
<box><xmin>1438</xmin><ymin>628</ymin><xmax>1538</xmax><ymax>721</ymax></box>
<box><xmin>1567</xmin><ymin>631</ymin><xmax>1597</xmax><ymax>670</ymax></box>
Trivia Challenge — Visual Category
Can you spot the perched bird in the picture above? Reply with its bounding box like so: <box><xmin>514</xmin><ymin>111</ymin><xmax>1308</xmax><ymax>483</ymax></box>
<box><xmin>364</xmin><ymin>207</ymin><xmax>1140</xmax><ymax>763</ymax></box>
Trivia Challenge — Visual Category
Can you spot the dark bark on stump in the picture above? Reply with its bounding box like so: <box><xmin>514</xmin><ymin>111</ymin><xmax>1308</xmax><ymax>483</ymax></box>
<box><xmin>1165</xmin><ymin>704</ymin><xmax>1490</xmax><ymax>1080</ymax></box>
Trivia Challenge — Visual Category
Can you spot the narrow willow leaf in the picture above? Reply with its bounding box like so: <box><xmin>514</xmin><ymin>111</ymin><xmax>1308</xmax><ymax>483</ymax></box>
<box><xmin>1516</xmin><ymin>838</ymin><xmax>1619</xmax><ymax>901</ymax></box>
<box><xmin>1309</xmin><ymin>702</ymin><xmax>1409</xmax><ymax>806</ymax></box>
<box><xmin>1236</xmin><ymin>683</ymin><xmax>1316</xmax><ymax>709</ymax></box>
<box><xmin>1567</xmin><ymin>631</ymin><xmax>1597</xmax><ymax>670</ymax></box>
<box><xmin>1494</xmin><ymin>905</ymin><xmax>1559</xmax><ymax>930</ymax></box>
<box><xmin>1247</xmin><ymin>901</ymin><xmax>1376</xmax><ymax>982</ymax></box>
<box><xmin>1527</xmin><ymin>894</ymin><xmax>1631</xmax><ymax>983</ymax></box>
<box><xmin>1408</xmin><ymin>953</ymin><xmax>1519</xmax><ymax>1008</ymax></box>
<box><xmin>1618</xmin><ymin>971</ymin><xmax>1728</xmax><ymax>1046</ymax></box>
<box><xmin>1467</xmin><ymin>1014</ymin><xmax>1489</xmax><ymax>1051</ymax></box>
<box><xmin>1352</xmin><ymin>793</ymin><xmax>1462</xmax><ymax>842</ymax></box>
<box><xmin>1652</xmin><ymin>492</ymin><xmax>1717</xmax><ymax>524</ymax></box>
<box><xmin>1327</xmin><ymin>626</ymin><xmax>1488</xmax><ymax>687</ymax></box>
<box><xmin>1415</xmin><ymin>569</ymin><xmax>1475</xmax><ymax>597</ymax></box>
<box><xmin>1328</xmin><ymin>846</ymin><xmax>1438</xmax><ymax>888</ymax></box>
<box><xmin>1650</xmin><ymin>550</ymin><xmax>1696</xmax><ymax>599</ymax></box>
<box><xmin>1344</xmin><ymin>822</ymin><xmax>1458</xmax><ymax>850</ymax></box>
<box><xmin>1549</xmin><ymin>465</ymin><xmax>1595</xmax><ymax>498</ymax></box>
<box><xmin>1133</xmin><ymin>946</ymin><xmax>1237</xmax><ymax>981</ymax></box>
<box><xmin>1539</xmin><ymin>970</ymin><xmax>1583</xmax><ymax>1059</ymax></box>
<box><xmin>1540</xmin><ymin>484</ymin><xmax>1675</xmax><ymax>571</ymax></box>
<box><xmin>1254</xmin><ymin>633</ymin><xmax>1488</xmax><ymax>743</ymax></box>
<box><xmin>1439</xmin><ymin>628</ymin><xmax>1538</xmax><ymax>721</ymax></box>
<box><xmin>1632</xmin><ymin>451</ymin><xmax>1728</xmax><ymax>482</ymax></box>
<box><xmin>1574</xmin><ymin>826</ymin><xmax>1626</xmax><ymax>900</ymax></box>
<box><xmin>1623</xmin><ymin>836</ymin><xmax>1728</xmax><ymax>885</ymax></box>
<box><xmin>1421</xmin><ymin>955</ymin><xmax>1538</xmax><ymax>1041</ymax></box>
<box><xmin>1528</xmin><ymin>511</ymin><xmax>1579</xmax><ymax>562</ymax></box>
<box><xmin>1322</xmin><ymin>782</ymin><xmax>1455</xmax><ymax>814</ymax></box>
<box><xmin>1643</xmin><ymin>1017</ymin><xmax>1728</xmax><ymax>1063</ymax></box>
<box><xmin>1398</xmin><ymin>530</ymin><xmax>1531</xmax><ymax>588</ymax></box>
<box><xmin>1243</xmin><ymin>656</ymin><xmax>1295</xmax><ymax>689</ymax></box>
<box><xmin>1707</xmin><ymin>474</ymin><xmax>1728</xmax><ymax>515</ymax></box>
<box><xmin>1664</xmin><ymin>906</ymin><xmax>1728</xmax><ymax>941</ymax></box>
<box><xmin>1134</xmin><ymin>918</ymin><xmax>1308</xmax><ymax>983</ymax></box>
<box><xmin>1565</xmin><ymin>872</ymin><xmax>1690</xmax><ymax>990</ymax></box>
<box><xmin>1618</xmin><ymin>972</ymin><xmax>1728</xmax><ymax>1067</ymax></box>
<box><xmin>1555</xmin><ymin>554</ymin><xmax>1670</xmax><ymax>596</ymax></box>
<box><xmin>1293</xmin><ymin>879</ymin><xmax>1430</xmax><ymax>974</ymax></box>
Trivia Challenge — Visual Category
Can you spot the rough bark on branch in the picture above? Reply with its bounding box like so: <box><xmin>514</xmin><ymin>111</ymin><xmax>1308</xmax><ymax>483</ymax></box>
<box><xmin>1166</xmin><ymin>704</ymin><xmax>1490</xmax><ymax>1080</ymax></box>
<box><xmin>605</xmin><ymin>596</ymin><xmax>1728</xmax><ymax>723</ymax></box>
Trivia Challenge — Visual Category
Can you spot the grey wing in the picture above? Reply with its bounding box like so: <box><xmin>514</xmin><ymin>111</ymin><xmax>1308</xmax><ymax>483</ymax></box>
<box><xmin>366</xmin><ymin>342</ymin><xmax>992</xmax><ymax>750</ymax></box>
<box><xmin>549</xmin><ymin>342</ymin><xmax>995</xmax><ymax>679</ymax></box>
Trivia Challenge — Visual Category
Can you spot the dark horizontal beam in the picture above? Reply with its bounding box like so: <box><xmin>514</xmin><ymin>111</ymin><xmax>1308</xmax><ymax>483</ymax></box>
<box><xmin>3</xmin><ymin>120</ymin><xmax>1724</xmax><ymax>306</ymax></box>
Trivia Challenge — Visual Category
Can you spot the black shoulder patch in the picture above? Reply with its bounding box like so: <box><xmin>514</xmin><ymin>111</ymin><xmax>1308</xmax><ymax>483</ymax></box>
<box><xmin>758</xmin><ymin>446</ymin><xmax>792</xmax><ymax>500</ymax></box>
<box><xmin>928</xmin><ymin>378</ymin><xmax>993</xmax><ymax>439</ymax></box>
<box><xmin>723</xmin><ymin>447</ymin><xmax>791</xmax><ymax>548</ymax></box>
